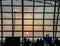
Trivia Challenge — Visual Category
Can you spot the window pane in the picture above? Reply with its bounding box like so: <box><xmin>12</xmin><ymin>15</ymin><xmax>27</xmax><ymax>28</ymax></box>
<box><xmin>34</xmin><ymin>26</ymin><xmax>43</xmax><ymax>31</ymax></box>
<box><xmin>34</xmin><ymin>32</ymin><xmax>43</xmax><ymax>37</ymax></box>
<box><xmin>2</xmin><ymin>6</ymin><xmax>12</xmax><ymax>12</ymax></box>
<box><xmin>34</xmin><ymin>7</ymin><xmax>43</xmax><ymax>12</ymax></box>
<box><xmin>13</xmin><ymin>7</ymin><xmax>22</xmax><ymax>12</ymax></box>
<box><xmin>45</xmin><ymin>7</ymin><xmax>54</xmax><ymax>12</ymax></box>
<box><xmin>3</xmin><ymin>26</ymin><xmax>12</xmax><ymax>31</ymax></box>
<box><xmin>45</xmin><ymin>14</ymin><xmax>53</xmax><ymax>19</ymax></box>
<box><xmin>57</xmin><ymin>26</ymin><xmax>60</xmax><ymax>31</ymax></box>
<box><xmin>44</xmin><ymin>20</ymin><xmax>53</xmax><ymax>25</ymax></box>
<box><xmin>15</xmin><ymin>26</ymin><xmax>22</xmax><ymax>31</ymax></box>
<box><xmin>24</xmin><ymin>20</ymin><xmax>33</xmax><ymax>25</ymax></box>
<box><xmin>34</xmin><ymin>20</ymin><xmax>43</xmax><ymax>25</ymax></box>
<box><xmin>0</xmin><ymin>26</ymin><xmax>1</xmax><ymax>31</ymax></box>
<box><xmin>24</xmin><ymin>26</ymin><xmax>33</xmax><ymax>31</ymax></box>
<box><xmin>13</xmin><ymin>0</ymin><xmax>21</xmax><ymax>5</ymax></box>
<box><xmin>2</xmin><ymin>0</ymin><xmax>11</xmax><ymax>5</ymax></box>
<box><xmin>3</xmin><ymin>13</ymin><xmax>12</xmax><ymax>18</ymax></box>
<box><xmin>34</xmin><ymin>14</ymin><xmax>43</xmax><ymax>19</ymax></box>
<box><xmin>13</xmin><ymin>13</ymin><xmax>22</xmax><ymax>19</ymax></box>
<box><xmin>44</xmin><ymin>26</ymin><xmax>53</xmax><ymax>31</ymax></box>
<box><xmin>14</xmin><ymin>32</ymin><xmax>22</xmax><ymax>37</ymax></box>
<box><xmin>24</xmin><ymin>7</ymin><xmax>33</xmax><ymax>12</ymax></box>
<box><xmin>56</xmin><ymin>32</ymin><xmax>60</xmax><ymax>37</ymax></box>
<box><xmin>3</xmin><ymin>32</ymin><xmax>12</xmax><ymax>37</ymax></box>
<box><xmin>24</xmin><ymin>13</ymin><xmax>33</xmax><ymax>19</ymax></box>
<box><xmin>24</xmin><ymin>0</ymin><xmax>33</xmax><ymax>5</ymax></box>
<box><xmin>15</xmin><ymin>20</ymin><xmax>22</xmax><ymax>25</ymax></box>
<box><xmin>3</xmin><ymin>20</ymin><xmax>12</xmax><ymax>25</ymax></box>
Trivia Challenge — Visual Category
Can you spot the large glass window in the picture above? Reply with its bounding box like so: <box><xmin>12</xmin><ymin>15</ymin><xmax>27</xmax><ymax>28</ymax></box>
<box><xmin>0</xmin><ymin>0</ymin><xmax>60</xmax><ymax>45</ymax></box>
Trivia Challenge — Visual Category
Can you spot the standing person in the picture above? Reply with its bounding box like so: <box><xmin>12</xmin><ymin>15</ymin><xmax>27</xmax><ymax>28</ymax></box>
<box><xmin>43</xmin><ymin>34</ymin><xmax>52</xmax><ymax>46</ymax></box>
<box><xmin>53</xmin><ymin>38</ymin><xmax>60</xmax><ymax>46</ymax></box>
<box><xmin>35</xmin><ymin>39</ymin><xmax>40</xmax><ymax>46</ymax></box>
<box><xmin>26</xmin><ymin>39</ymin><xmax>31</xmax><ymax>46</ymax></box>
<box><xmin>39</xmin><ymin>38</ymin><xmax>44</xmax><ymax>46</ymax></box>
<box><xmin>23</xmin><ymin>37</ymin><xmax>27</xmax><ymax>46</ymax></box>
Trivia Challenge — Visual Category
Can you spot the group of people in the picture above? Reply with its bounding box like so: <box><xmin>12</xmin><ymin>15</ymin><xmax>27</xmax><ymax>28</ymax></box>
<box><xmin>23</xmin><ymin>37</ymin><xmax>44</xmax><ymax>46</ymax></box>
<box><xmin>23</xmin><ymin>35</ymin><xmax>60</xmax><ymax>46</ymax></box>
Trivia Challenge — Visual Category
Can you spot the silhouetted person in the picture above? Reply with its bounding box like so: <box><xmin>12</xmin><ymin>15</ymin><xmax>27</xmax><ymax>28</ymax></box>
<box><xmin>53</xmin><ymin>38</ymin><xmax>60</xmax><ymax>46</ymax></box>
<box><xmin>35</xmin><ymin>39</ymin><xmax>40</xmax><ymax>46</ymax></box>
<box><xmin>39</xmin><ymin>38</ymin><xmax>44</xmax><ymax>46</ymax></box>
<box><xmin>3</xmin><ymin>37</ymin><xmax>20</xmax><ymax>46</ymax></box>
<box><xmin>26</xmin><ymin>39</ymin><xmax>31</xmax><ymax>46</ymax></box>
<box><xmin>43</xmin><ymin>34</ymin><xmax>52</xmax><ymax>46</ymax></box>
<box><xmin>23</xmin><ymin>37</ymin><xmax>27</xmax><ymax>46</ymax></box>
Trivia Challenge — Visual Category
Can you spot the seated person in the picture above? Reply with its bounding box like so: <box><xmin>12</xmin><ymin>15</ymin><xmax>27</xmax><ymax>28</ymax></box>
<box><xmin>43</xmin><ymin>34</ymin><xmax>52</xmax><ymax>43</ymax></box>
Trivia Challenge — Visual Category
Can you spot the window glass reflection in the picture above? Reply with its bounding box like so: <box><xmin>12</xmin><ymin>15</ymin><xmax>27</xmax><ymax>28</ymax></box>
<box><xmin>3</xmin><ymin>26</ymin><xmax>12</xmax><ymax>31</ymax></box>
<box><xmin>2</xmin><ymin>6</ymin><xmax>12</xmax><ymax>12</ymax></box>
<box><xmin>34</xmin><ymin>26</ymin><xmax>43</xmax><ymax>31</ymax></box>
<box><xmin>13</xmin><ymin>0</ymin><xmax>21</xmax><ymax>5</ymax></box>
<box><xmin>2</xmin><ymin>0</ymin><xmax>11</xmax><ymax>5</ymax></box>
<box><xmin>34</xmin><ymin>20</ymin><xmax>43</xmax><ymax>25</ymax></box>
<box><xmin>3</xmin><ymin>13</ymin><xmax>12</xmax><ymax>18</ymax></box>
<box><xmin>24</xmin><ymin>7</ymin><xmax>33</xmax><ymax>12</ymax></box>
<box><xmin>34</xmin><ymin>32</ymin><xmax>43</xmax><ymax>37</ymax></box>
<box><xmin>24</xmin><ymin>26</ymin><xmax>33</xmax><ymax>31</ymax></box>
<box><xmin>15</xmin><ymin>26</ymin><xmax>22</xmax><ymax>31</ymax></box>
<box><xmin>14</xmin><ymin>32</ymin><xmax>22</xmax><ymax>37</ymax></box>
<box><xmin>24</xmin><ymin>20</ymin><xmax>33</xmax><ymax>25</ymax></box>
<box><xmin>13</xmin><ymin>7</ymin><xmax>22</xmax><ymax>12</ymax></box>
<box><xmin>3</xmin><ymin>32</ymin><xmax>12</xmax><ymax>37</ymax></box>
<box><xmin>3</xmin><ymin>20</ymin><xmax>12</xmax><ymax>25</ymax></box>
<box><xmin>44</xmin><ymin>26</ymin><xmax>53</xmax><ymax>31</ymax></box>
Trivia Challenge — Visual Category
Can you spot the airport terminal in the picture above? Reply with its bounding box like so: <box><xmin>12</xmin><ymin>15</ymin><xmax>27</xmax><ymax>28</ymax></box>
<box><xmin>0</xmin><ymin>0</ymin><xmax>60</xmax><ymax>46</ymax></box>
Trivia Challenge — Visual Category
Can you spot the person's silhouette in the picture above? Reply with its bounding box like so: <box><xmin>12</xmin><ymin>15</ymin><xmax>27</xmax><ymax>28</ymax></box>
<box><xmin>43</xmin><ymin>34</ymin><xmax>52</xmax><ymax>46</ymax></box>
<box><xmin>35</xmin><ymin>39</ymin><xmax>40</xmax><ymax>46</ymax></box>
<box><xmin>53</xmin><ymin>38</ymin><xmax>60</xmax><ymax>46</ymax></box>
<box><xmin>39</xmin><ymin>38</ymin><xmax>44</xmax><ymax>46</ymax></box>
<box><xmin>23</xmin><ymin>37</ymin><xmax>27</xmax><ymax>46</ymax></box>
<box><xmin>26</xmin><ymin>39</ymin><xmax>31</xmax><ymax>46</ymax></box>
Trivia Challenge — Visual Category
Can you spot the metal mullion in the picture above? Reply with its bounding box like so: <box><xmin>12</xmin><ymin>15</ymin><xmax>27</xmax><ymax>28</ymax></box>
<box><xmin>32</xmin><ymin>0</ymin><xmax>35</xmax><ymax>45</ymax></box>
<box><xmin>1</xmin><ymin>0</ymin><xmax>3</xmax><ymax>46</ymax></box>
<box><xmin>1</xmin><ymin>12</ymin><xmax>60</xmax><ymax>14</ymax></box>
<box><xmin>2</xmin><ymin>18</ymin><xmax>60</xmax><ymax>20</ymax></box>
<box><xmin>53</xmin><ymin>0</ymin><xmax>56</xmax><ymax>41</ymax></box>
<box><xmin>1</xmin><ymin>5</ymin><xmax>59</xmax><ymax>7</ymax></box>
<box><xmin>55</xmin><ymin>1</ymin><xmax>60</xmax><ymax>37</ymax></box>
<box><xmin>43</xmin><ymin>0</ymin><xmax>45</xmax><ymax>38</ymax></box>
<box><xmin>0</xmin><ymin>31</ymin><xmax>60</xmax><ymax>32</ymax></box>
<box><xmin>22</xmin><ymin>0</ymin><xmax>24</xmax><ymax>44</ymax></box>
<box><xmin>1</xmin><ymin>36</ymin><xmax>60</xmax><ymax>38</ymax></box>
<box><xmin>11</xmin><ymin>0</ymin><xmax>14</xmax><ymax>37</ymax></box>
<box><xmin>1</xmin><ymin>24</ymin><xmax>60</xmax><ymax>26</ymax></box>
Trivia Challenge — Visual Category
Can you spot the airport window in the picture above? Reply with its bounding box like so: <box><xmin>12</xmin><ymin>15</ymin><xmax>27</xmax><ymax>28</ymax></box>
<box><xmin>0</xmin><ymin>0</ymin><xmax>60</xmax><ymax>46</ymax></box>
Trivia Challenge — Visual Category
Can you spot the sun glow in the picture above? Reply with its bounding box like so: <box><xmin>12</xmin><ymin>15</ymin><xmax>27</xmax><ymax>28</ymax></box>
<box><xmin>25</xmin><ymin>32</ymin><xmax>31</xmax><ymax>35</ymax></box>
